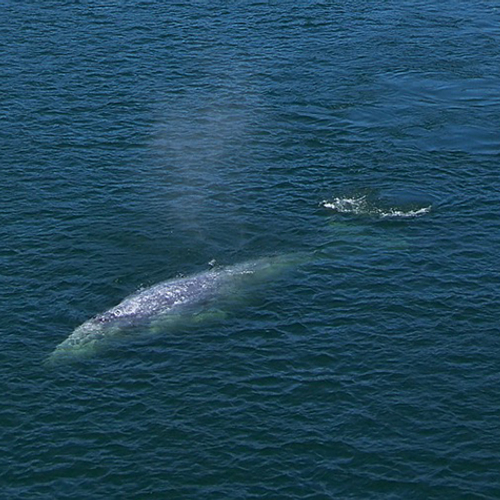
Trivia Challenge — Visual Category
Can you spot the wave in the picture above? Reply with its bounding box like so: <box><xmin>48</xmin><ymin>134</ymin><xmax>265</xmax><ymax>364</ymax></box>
<box><xmin>321</xmin><ymin>195</ymin><xmax>432</xmax><ymax>219</ymax></box>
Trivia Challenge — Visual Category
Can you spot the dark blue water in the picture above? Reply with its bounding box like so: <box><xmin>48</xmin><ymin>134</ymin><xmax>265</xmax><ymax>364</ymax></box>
<box><xmin>2</xmin><ymin>1</ymin><xmax>500</xmax><ymax>498</ymax></box>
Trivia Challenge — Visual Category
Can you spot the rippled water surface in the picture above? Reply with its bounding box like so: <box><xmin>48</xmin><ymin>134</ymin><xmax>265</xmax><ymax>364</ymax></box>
<box><xmin>2</xmin><ymin>1</ymin><xmax>500</xmax><ymax>498</ymax></box>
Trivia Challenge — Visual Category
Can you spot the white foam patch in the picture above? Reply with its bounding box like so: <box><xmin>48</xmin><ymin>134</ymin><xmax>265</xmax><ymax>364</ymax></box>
<box><xmin>321</xmin><ymin>196</ymin><xmax>431</xmax><ymax>218</ymax></box>
<box><xmin>322</xmin><ymin>196</ymin><xmax>369</xmax><ymax>215</ymax></box>
<box><xmin>378</xmin><ymin>206</ymin><xmax>432</xmax><ymax>218</ymax></box>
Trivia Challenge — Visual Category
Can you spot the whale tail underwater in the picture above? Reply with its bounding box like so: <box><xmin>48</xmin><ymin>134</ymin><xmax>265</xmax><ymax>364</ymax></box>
<box><xmin>47</xmin><ymin>253</ymin><xmax>308</xmax><ymax>364</ymax></box>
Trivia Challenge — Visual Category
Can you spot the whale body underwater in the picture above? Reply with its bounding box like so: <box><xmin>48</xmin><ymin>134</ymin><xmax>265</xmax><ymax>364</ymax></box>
<box><xmin>49</xmin><ymin>254</ymin><xmax>304</xmax><ymax>362</ymax></box>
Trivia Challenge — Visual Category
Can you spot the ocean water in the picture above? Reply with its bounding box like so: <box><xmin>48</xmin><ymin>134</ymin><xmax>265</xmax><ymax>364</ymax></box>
<box><xmin>2</xmin><ymin>1</ymin><xmax>500</xmax><ymax>498</ymax></box>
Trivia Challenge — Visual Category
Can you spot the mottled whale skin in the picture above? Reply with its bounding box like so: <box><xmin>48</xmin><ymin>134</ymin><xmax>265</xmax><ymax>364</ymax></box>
<box><xmin>49</xmin><ymin>254</ymin><xmax>303</xmax><ymax>362</ymax></box>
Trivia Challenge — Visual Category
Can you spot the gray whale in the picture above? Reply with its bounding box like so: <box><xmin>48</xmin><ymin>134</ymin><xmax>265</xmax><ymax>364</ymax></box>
<box><xmin>49</xmin><ymin>254</ymin><xmax>303</xmax><ymax>362</ymax></box>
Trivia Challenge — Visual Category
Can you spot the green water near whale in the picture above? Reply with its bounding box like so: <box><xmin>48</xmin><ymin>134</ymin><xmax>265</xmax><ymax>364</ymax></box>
<box><xmin>2</xmin><ymin>1</ymin><xmax>500</xmax><ymax>498</ymax></box>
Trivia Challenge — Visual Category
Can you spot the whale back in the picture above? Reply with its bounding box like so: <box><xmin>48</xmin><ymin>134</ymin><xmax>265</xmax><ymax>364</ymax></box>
<box><xmin>48</xmin><ymin>253</ymin><xmax>305</xmax><ymax>363</ymax></box>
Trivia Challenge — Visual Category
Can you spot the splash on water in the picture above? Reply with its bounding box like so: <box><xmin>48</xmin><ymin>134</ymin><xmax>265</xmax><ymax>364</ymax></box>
<box><xmin>321</xmin><ymin>195</ymin><xmax>432</xmax><ymax>219</ymax></box>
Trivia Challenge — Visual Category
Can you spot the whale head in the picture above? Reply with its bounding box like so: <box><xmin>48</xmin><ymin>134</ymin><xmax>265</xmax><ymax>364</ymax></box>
<box><xmin>47</xmin><ymin>319</ymin><xmax>112</xmax><ymax>364</ymax></box>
